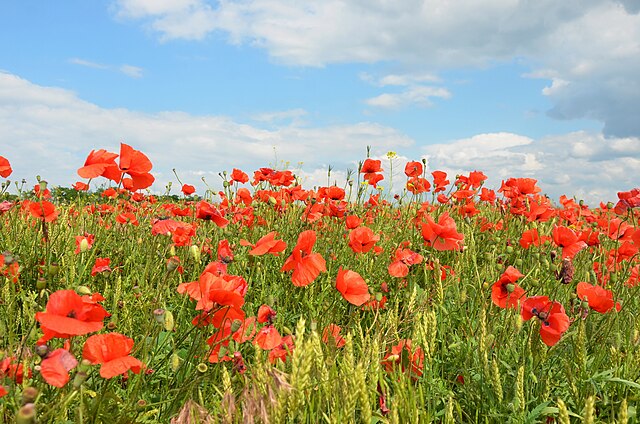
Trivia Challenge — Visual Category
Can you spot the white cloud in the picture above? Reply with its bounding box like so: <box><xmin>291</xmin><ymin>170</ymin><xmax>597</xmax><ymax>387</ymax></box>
<box><xmin>365</xmin><ymin>86</ymin><xmax>451</xmax><ymax>109</ymax></box>
<box><xmin>112</xmin><ymin>0</ymin><xmax>640</xmax><ymax>137</ymax></box>
<box><xmin>362</xmin><ymin>72</ymin><xmax>450</xmax><ymax>109</ymax></box>
<box><xmin>69</xmin><ymin>58</ymin><xmax>109</xmax><ymax>69</ymax></box>
<box><xmin>0</xmin><ymin>72</ymin><xmax>411</xmax><ymax>193</ymax></box>
<box><xmin>251</xmin><ymin>108</ymin><xmax>307</xmax><ymax>124</ymax></box>
<box><xmin>422</xmin><ymin>131</ymin><xmax>640</xmax><ymax>205</ymax></box>
<box><xmin>69</xmin><ymin>58</ymin><xmax>144</xmax><ymax>78</ymax></box>
<box><xmin>119</xmin><ymin>65</ymin><xmax>143</xmax><ymax>78</ymax></box>
<box><xmin>112</xmin><ymin>0</ymin><xmax>216</xmax><ymax>41</ymax></box>
<box><xmin>2</xmin><ymin>71</ymin><xmax>637</xmax><ymax>205</ymax></box>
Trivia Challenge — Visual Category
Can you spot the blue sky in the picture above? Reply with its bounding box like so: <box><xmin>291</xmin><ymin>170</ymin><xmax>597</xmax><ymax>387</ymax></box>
<box><xmin>1</xmin><ymin>0</ymin><xmax>638</xmax><ymax>204</ymax></box>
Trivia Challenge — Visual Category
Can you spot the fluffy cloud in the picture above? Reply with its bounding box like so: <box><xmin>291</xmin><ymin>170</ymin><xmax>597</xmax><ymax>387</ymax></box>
<box><xmin>422</xmin><ymin>132</ymin><xmax>640</xmax><ymax>204</ymax></box>
<box><xmin>1</xmin><ymin>72</ymin><xmax>637</xmax><ymax>204</ymax></box>
<box><xmin>0</xmin><ymin>72</ymin><xmax>411</xmax><ymax>193</ymax></box>
<box><xmin>112</xmin><ymin>0</ymin><xmax>640</xmax><ymax>137</ymax></box>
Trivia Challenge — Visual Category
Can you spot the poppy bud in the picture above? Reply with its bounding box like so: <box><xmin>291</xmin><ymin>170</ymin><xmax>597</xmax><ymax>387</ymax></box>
<box><xmin>223</xmin><ymin>181</ymin><xmax>230</xmax><ymax>188</ymax></box>
<box><xmin>610</xmin><ymin>273</ymin><xmax>618</xmax><ymax>284</ymax></box>
<box><xmin>169</xmin><ymin>245</ymin><xmax>176</xmax><ymax>256</ymax></box>
<box><xmin>79</xmin><ymin>238</ymin><xmax>90</xmax><ymax>253</ymax></box>
<box><xmin>16</xmin><ymin>403</ymin><xmax>36</xmax><ymax>424</ymax></box>
<box><xmin>268</xmin><ymin>196</ymin><xmax>277</xmax><ymax>205</ymax></box>
<box><xmin>170</xmin><ymin>353</ymin><xmax>181</xmax><ymax>372</ymax></box>
<box><xmin>76</xmin><ymin>285</ymin><xmax>92</xmax><ymax>295</ymax></box>
<box><xmin>163</xmin><ymin>310</ymin><xmax>175</xmax><ymax>332</ymax></box>
<box><xmin>581</xmin><ymin>300</ymin><xmax>590</xmax><ymax>309</ymax></box>
<box><xmin>230</xmin><ymin>319</ymin><xmax>242</xmax><ymax>333</ymax></box>
<box><xmin>189</xmin><ymin>245</ymin><xmax>201</xmax><ymax>263</ymax></box>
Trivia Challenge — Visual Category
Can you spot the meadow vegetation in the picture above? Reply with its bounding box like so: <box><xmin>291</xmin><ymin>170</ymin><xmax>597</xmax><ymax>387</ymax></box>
<box><xmin>0</xmin><ymin>146</ymin><xmax>639</xmax><ymax>423</ymax></box>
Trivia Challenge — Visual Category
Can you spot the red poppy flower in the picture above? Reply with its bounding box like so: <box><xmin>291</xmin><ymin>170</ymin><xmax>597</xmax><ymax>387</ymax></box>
<box><xmin>117</xmin><ymin>143</ymin><xmax>155</xmax><ymax>190</ymax></box>
<box><xmin>348</xmin><ymin>226</ymin><xmax>380</xmax><ymax>254</ymax></box>
<box><xmin>0</xmin><ymin>155</ymin><xmax>12</xmax><ymax>178</ymax></box>
<box><xmin>345</xmin><ymin>215</ymin><xmax>362</xmax><ymax>229</ymax></box>
<box><xmin>269</xmin><ymin>335</ymin><xmax>294</xmax><ymax>364</ymax></box>
<box><xmin>74</xmin><ymin>233</ymin><xmax>95</xmax><ymax>254</ymax></box>
<box><xmin>361</xmin><ymin>159</ymin><xmax>384</xmax><ymax>187</ymax></box>
<box><xmin>552</xmin><ymin>225</ymin><xmax>587</xmax><ymax>259</ymax></box>
<box><xmin>232</xmin><ymin>316</ymin><xmax>257</xmax><ymax>343</ymax></box>
<box><xmin>614</xmin><ymin>188</ymin><xmax>640</xmax><ymax>214</ymax></box>
<box><xmin>82</xmin><ymin>333</ymin><xmax>144</xmax><ymax>378</ymax></box>
<box><xmin>406</xmin><ymin>177</ymin><xmax>431</xmax><ymax>194</ymax></box>
<box><xmin>257</xmin><ymin>304</ymin><xmax>277</xmax><ymax>324</ymax></box>
<box><xmin>217</xmin><ymin>239</ymin><xmax>234</xmax><ymax>263</ymax></box>
<box><xmin>421</xmin><ymin>213</ymin><xmax>464</xmax><ymax>251</ymax></box>
<box><xmin>281</xmin><ymin>230</ymin><xmax>327</xmax><ymax>287</ymax></box>
<box><xmin>77</xmin><ymin>149</ymin><xmax>119</xmax><ymax>180</ymax></box>
<box><xmin>91</xmin><ymin>258</ymin><xmax>112</xmax><ymax>276</ymax></box>
<box><xmin>322</xmin><ymin>324</ymin><xmax>346</xmax><ymax>348</ymax></box>
<box><xmin>195</xmin><ymin>201</ymin><xmax>229</xmax><ymax>227</ymax></box>
<box><xmin>381</xmin><ymin>339</ymin><xmax>424</xmax><ymax>379</ymax></box>
<box><xmin>520</xmin><ymin>228</ymin><xmax>543</xmax><ymax>249</ymax></box>
<box><xmin>521</xmin><ymin>296</ymin><xmax>570</xmax><ymax>347</ymax></box>
<box><xmin>116</xmin><ymin>212</ymin><xmax>139</xmax><ymax>226</ymax></box>
<box><xmin>576</xmin><ymin>282</ymin><xmax>620</xmax><ymax>313</ymax></box>
<box><xmin>240</xmin><ymin>231</ymin><xmax>287</xmax><ymax>256</ymax></box>
<box><xmin>388</xmin><ymin>247</ymin><xmax>423</xmax><ymax>278</ymax></box>
<box><xmin>151</xmin><ymin>218</ymin><xmax>183</xmax><ymax>236</ymax></box>
<box><xmin>0</xmin><ymin>356</ymin><xmax>27</xmax><ymax>384</ymax></box>
<box><xmin>181</xmin><ymin>184</ymin><xmax>196</xmax><ymax>195</ymax></box>
<box><xmin>40</xmin><ymin>348</ymin><xmax>78</xmax><ymax>388</ymax></box>
<box><xmin>230</xmin><ymin>168</ymin><xmax>249</xmax><ymax>184</ymax></box>
<box><xmin>432</xmin><ymin>171</ymin><xmax>449</xmax><ymax>193</ymax></box>
<box><xmin>335</xmin><ymin>267</ymin><xmax>370</xmax><ymax>306</ymax></box>
<box><xmin>28</xmin><ymin>200</ymin><xmax>58</xmax><ymax>222</ymax></box>
<box><xmin>491</xmin><ymin>266</ymin><xmax>526</xmax><ymax>309</ymax></box>
<box><xmin>72</xmin><ymin>181</ymin><xmax>89</xmax><ymax>191</ymax></box>
<box><xmin>35</xmin><ymin>290</ymin><xmax>109</xmax><ymax>343</ymax></box>
<box><xmin>480</xmin><ymin>188</ymin><xmax>496</xmax><ymax>203</ymax></box>
<box><xmin>254</xmin><ymin>325</ymin><xmax>283</xmax><ymax>350</ymax></box>
<box><xmin>404</xmin><ymin>161</ymin><xmax>423</xmax><ymax>178</ymax></box>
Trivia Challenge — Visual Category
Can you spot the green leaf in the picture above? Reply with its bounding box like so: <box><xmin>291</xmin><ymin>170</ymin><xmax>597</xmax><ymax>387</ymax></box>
<box><xmin>524</xmin><ymin>401</ymin><xmax>550</xmax><ymax>424</ymax></box>
<box><xmin>606</xmin><ymin>377</ymin><xmax>640</xmax><ymax>389</ymax></box>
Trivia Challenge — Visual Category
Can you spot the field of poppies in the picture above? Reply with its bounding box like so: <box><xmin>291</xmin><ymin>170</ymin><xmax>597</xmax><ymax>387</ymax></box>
<box><xmin>1</xmin><ymin>145</ymin><xmax>639</xmax><ymax>423</ymax></box>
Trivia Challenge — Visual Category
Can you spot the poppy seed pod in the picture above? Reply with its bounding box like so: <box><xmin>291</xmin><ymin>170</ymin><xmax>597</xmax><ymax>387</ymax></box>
<box><xmin>153</xmin><ymin>309</ymin><xmax>166</xmax><ymax>325</ymax></box>
<box><xmin>16</xmin><ymin>403</ymin><xmax>36</xmax><ymax>424</ymax></box>
<box><xmin>21</xmin><ymin>387</ymin><xmax>38</xmax><ymax>405</ymax></box>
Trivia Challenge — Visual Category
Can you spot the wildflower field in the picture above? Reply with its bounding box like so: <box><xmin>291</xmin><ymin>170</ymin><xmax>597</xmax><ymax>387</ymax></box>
<box><xmin>1</xmin><ymin>145</ymin><xmax>639</xmax><ymax>423</ymax></box>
